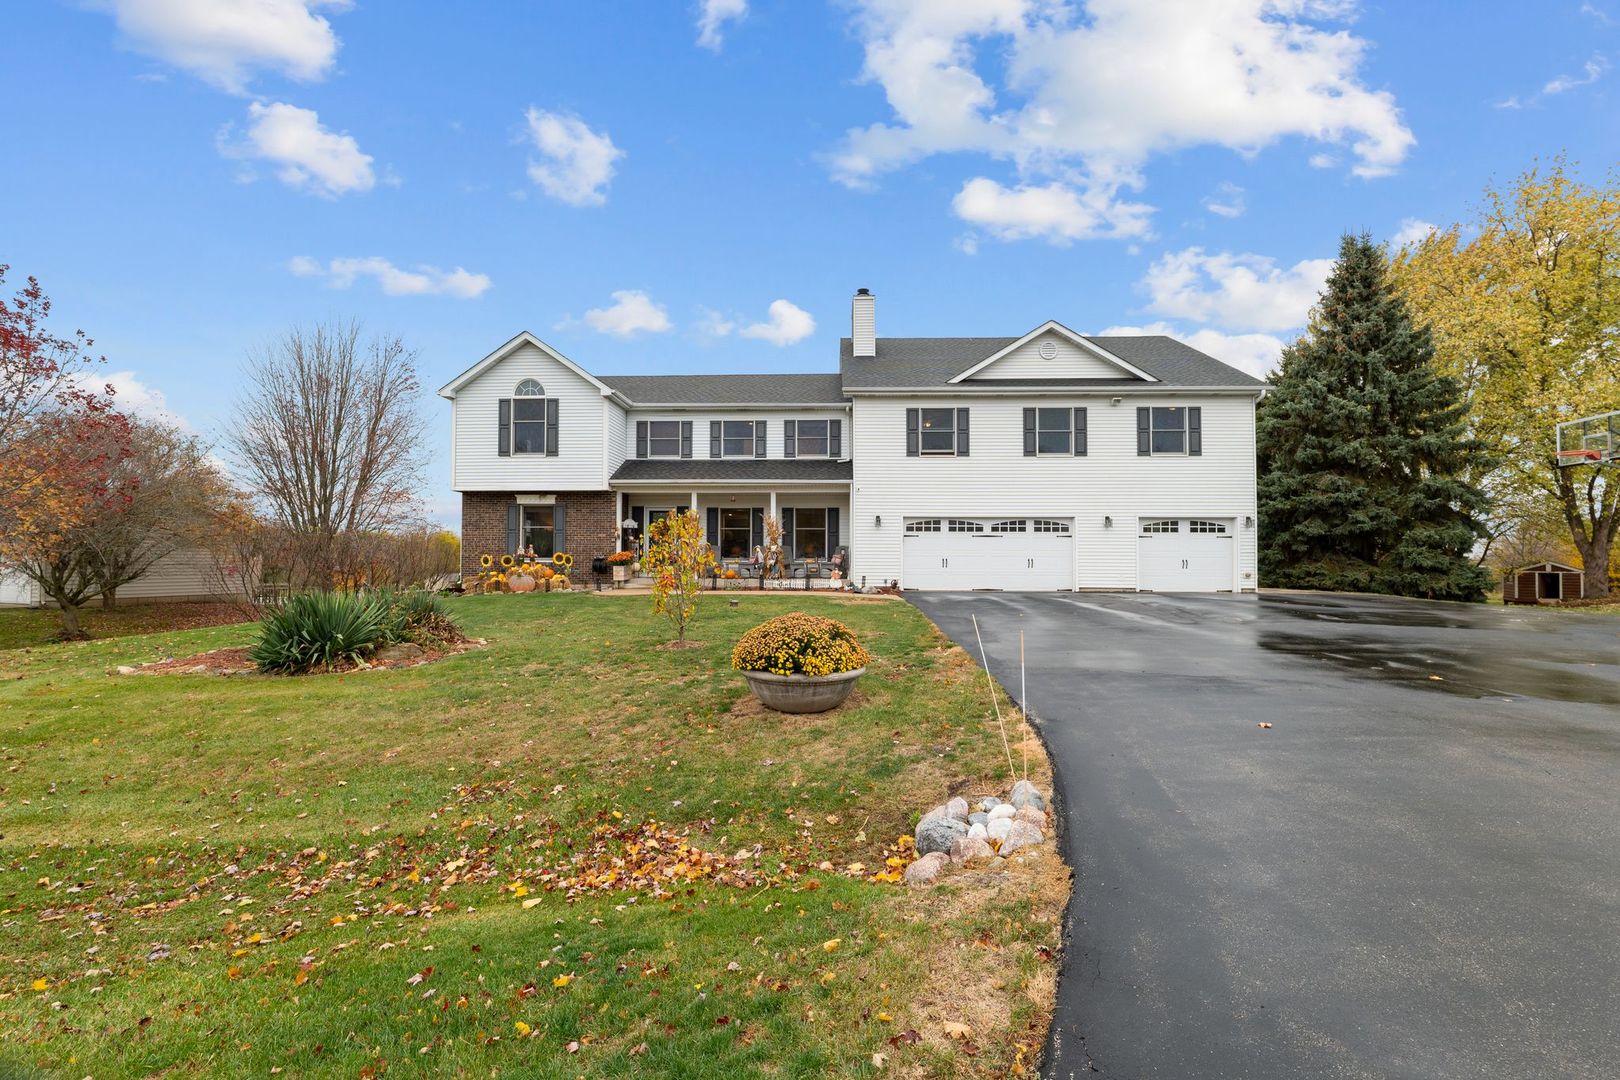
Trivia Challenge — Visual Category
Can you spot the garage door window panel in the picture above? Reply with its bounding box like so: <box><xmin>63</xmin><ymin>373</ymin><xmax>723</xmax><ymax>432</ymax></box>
<box><xmin>1142</xmin><ymin>520</ymin><xmax>1179</xmax><ymax>533</ymax></box>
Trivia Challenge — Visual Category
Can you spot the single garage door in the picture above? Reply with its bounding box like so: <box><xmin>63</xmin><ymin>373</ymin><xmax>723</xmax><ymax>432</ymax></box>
<box><xmin>903</xmin><ymin>518</ymin><xmax>1073</xmax><ymax>591</ymax></box>
<box><xmin>0</xmin><ymin>572</ymin><xmax>36</xmax><ymax>607</ymax></box>
<box><xmin>1137</xmin><ymin>518</ymin><xmax>1235</xmax><ymax>592</ymax></box>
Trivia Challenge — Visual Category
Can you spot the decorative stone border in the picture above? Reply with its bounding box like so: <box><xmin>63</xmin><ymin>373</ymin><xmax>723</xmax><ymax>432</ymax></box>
<box><xmin>904</xmin><ymin>779</ymin><xmax>1051</xmax><ymax>886</ymax></box>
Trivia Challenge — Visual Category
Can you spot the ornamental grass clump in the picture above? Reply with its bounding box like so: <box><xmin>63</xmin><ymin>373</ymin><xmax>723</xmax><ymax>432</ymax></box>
<box><xmin>249</xmin><ymin>590</ymin><xmax>394</xmax><ymax>673</ymax></box>
<box><xmin>731</xmin><ymin>612</ymin><xmax>871</xmax><ymax>677</ymax></box>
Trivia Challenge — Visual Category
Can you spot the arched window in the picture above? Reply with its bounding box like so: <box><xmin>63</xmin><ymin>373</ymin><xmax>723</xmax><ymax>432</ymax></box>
<box><xmin>511</xmin><ymin>380</ymin><xmax>548</xmax><ymax>453</ymax></box>
<box><xmin>514</xmin><ymin>379</ymin><xmax>545</xmax><ymax>397</ymax></box>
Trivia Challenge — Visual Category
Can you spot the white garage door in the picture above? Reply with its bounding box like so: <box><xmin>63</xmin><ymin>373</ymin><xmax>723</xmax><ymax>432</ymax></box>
<box><xmin>903</xmin><ymin>518</ymin><xmax>1073</xmax><ymax>591</ymax></box>
<box><xmin>0</xmin><ymin>572</ymin><xmax>36</xmax><ymax>607</ymax></box>
<box><xmin>1137</xmin><ymin>519</ymin><xmax>1235</xmax><ymax>592</ymax></box>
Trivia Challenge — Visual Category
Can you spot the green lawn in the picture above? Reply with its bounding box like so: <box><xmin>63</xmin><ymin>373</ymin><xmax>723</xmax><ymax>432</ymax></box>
<box><xmin>0</xmin><ymin>593</ymin><xmax>1064</xmax><ymax>1078</ymax></box>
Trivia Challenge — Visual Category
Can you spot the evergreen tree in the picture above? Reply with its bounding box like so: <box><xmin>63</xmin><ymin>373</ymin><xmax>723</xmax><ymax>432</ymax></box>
<box><xmin>1258</xmin><ymin>232</ymin><xmax>1494</xmax><ymax>601</ymax></box>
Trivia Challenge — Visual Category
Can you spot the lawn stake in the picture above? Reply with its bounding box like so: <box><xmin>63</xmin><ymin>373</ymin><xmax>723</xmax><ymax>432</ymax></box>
<box><xmin>1020</xmin><ymin>629</ymin><xmax>1029</xmax><ymax>782</ymax></box>
<box><xmin>971</xmin><ymin>613</ymin><xmax>1017</xmax><ymax>784</ymax></box>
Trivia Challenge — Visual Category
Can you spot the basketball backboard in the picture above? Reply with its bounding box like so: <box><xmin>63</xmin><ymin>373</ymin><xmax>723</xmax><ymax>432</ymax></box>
<box><xmin>1555</xmin><ymin>410</ymin><xmax>1620</xmax><ymax>466</ymax></box>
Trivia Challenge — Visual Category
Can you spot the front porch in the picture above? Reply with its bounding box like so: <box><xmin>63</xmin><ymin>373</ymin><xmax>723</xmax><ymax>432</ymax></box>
<box><xmin>611</xmin><ymin>484</ymin><xmax>854</xmax><ymax>583</ymax></box>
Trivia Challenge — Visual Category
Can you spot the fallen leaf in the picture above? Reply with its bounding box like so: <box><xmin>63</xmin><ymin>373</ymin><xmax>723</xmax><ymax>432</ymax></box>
<box><xmin>872</xmin><ymin>1052</ymin><xmax>888</xmax><ymax>1069</ymax></box>
<box><xmin>630</xmin><ymin>1042</ymin><xmax>648</xmax><ymax>1056</ymax></box>
<box><xmin>566</xmin><ymin>1040</ymin><xmax>581</xmax><ymax>1053</ymax></box>
<box><xmin>31</xmin><ymin>978</ymin><xmax>48</xmax><ymax>992</ymax></box>
<box><xmin>514</xmin><ymin>1021</ymin><xmax>531</xmax><ymax>1036</ymax></box>
<box><xmin>1257</xmin><ymin>722</ymin><xmax>1272</xmax><ymax>729</ymax></box>
<box><xmin>552</xmin><ymin>974</ymin><xmax>574</xmax><ymax>988</ymax></box>
<box><xmin>889</xmin><ymin>1029</ymin><xmax>921</xmax><ymax>1047</ymax></box>
<box><xmin>943</xmin><ymin>1021</ymin><xmax>973</xmax><ymax>1040</ymax></box>
<box><xmin>822</xmin><ymin>938</ymin><xmax>841</xmax><ymax>953</ymax></box>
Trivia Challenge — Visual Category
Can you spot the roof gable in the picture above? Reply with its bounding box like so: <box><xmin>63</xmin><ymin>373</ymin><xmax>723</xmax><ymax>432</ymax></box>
<box><xmin>437</xmin><ymin>331</ymin><xmax>617</xmax><ymax>400</ymax></box>
<box><xmin>952</xmin><ymin>322</ymin><xmax>1157</xmax><ymax>383</ymax></box>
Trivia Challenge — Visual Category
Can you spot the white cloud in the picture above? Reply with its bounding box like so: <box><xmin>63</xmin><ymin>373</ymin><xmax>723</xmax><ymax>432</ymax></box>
<box><xmin>224</xmin><ymin>101</ymin><xmax>375</xmax><ymax>197</ymax></box>
<box><xmin>1202</xmin><ymin>181</ymin><xmax>1246</xmax><ymax>219</ymax></box>
<box><xmin>100</xmin><ymin>0</ymin><xmax>348</xmax><ymax>94</ymax></box>
<box><xmin>952</xmin><ymin>176</ymin><xmax>1152</xmax><ymax>244</ymax></box>
<box><xmin>1097</xmin><ymin>321</ymin><xmax>1285</xmax><ymax>380</ymax></box>
<box><xmin>288</xmin><ymin>256</ymin><xmax>490</xmax><ymax>298</ymax></box>
<box><xmin>581</xmin><ymin>291</ymin><xmax>672</xmax><ymax>337</ymax></box>
<box><xmin>523</xmin><ymin>108</ymin><xmax>623</xmax><ymax>207</ymax></box>
<box><xmin>1391</xmin><ymin>217</ymin><xmax>1437</xmax><ymax>249</ymax></box>
<box><xmin>696</xmin><ymin>0</ymin><xmax>748</xmax><ymax>50</ymax></box>
<box><xmin>1142</xmin><ymin>247</ymin><xmax>1332</xmax><ymax>332</ymax></box>
<box><xmin>695</xmin><ymin>307</ymin><xmax>738</xmax><ymax>338</ymax></box>
<box><xmin>829</xmin><ymin>0</ymin><xmax>1413</xmax><ymax>236</ymax></box>
<box><xmin>1544</xmin><ymin>55</ymin><xmax>1608</xmax><ymax>95</ymax></box>
<box><xmin>71</xmin><ymin>369</ymin><xmax>191</xmax><ymax>429</ymax></box>
<box><xmin>739</xmin><ymin>300</ymin><xmax>816</xmax><ymax>346</ymax></box>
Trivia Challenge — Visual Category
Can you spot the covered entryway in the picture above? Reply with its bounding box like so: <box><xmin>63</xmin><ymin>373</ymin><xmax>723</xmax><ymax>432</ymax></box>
<box><xmin>1137</xmin><ymin>518</ymin><xmax>1235</xmax><ymax>592</ymax></box>
<box><xmin>902</xmin><ymin>517</ymin><xmax>1073</xmax><ymax>591</ymax></box>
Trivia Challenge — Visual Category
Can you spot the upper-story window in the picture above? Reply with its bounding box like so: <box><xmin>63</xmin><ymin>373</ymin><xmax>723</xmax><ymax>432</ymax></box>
<box><xmin>722</xmin><ymin>420</ymin><xmax>759</xmax><ymax>457</ymax></box>
<box><xmin>512</xmin><ymin>380</ymin><xmax>547</xmax><ymax>454</ymax></box>
<box><xmin>907</xmin><ymin>408</ymin><xmax>969</xmax><ymax>457</ymax></box>
<box><xmin>647</xmin><ymin>420</ymin><xmax>683</xmax><ymax>458</ymax></box>
<box><xmin>1023</xmin><ymin>406</ymin><xmax>1087</xmax><ymax>457</ymax></box>
<box><xmin>785</xmin><ymin>418</ymin><xmax>841</xmax><ymax>459</ymax></box>
<box><xmin>1137</xmin><ymin>406</ymin><xmax>1202</xmax><ymax>457</ymax></box>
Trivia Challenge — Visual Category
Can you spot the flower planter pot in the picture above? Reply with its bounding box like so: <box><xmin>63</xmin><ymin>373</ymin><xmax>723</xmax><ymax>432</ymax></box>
<box><xmin>739</xmin><ymin>667</ymin><xmax>866</xmax><ymax>714</ymax></box>
<box><xmin>611</xmin><ymin>564</ymin><xmax>631</xmax><ymax>585</ymax></box>
<box><xmin>508</xmin><ymin>574</ymin><xmax>536</xmax><ymax>594</ymax></box>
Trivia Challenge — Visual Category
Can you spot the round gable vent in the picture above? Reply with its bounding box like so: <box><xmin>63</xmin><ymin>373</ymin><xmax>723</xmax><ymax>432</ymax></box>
<box><xmin>1038</xmin><ymin>340</ymin><xmax>1058</xmax><ymax>360</ymax></box>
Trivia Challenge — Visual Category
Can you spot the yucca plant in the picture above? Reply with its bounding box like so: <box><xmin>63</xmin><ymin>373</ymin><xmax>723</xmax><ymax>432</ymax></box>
<box><xmin>374</xmin><ymin>587</ymin><xmax>461</xmax><ymax>646</ymax></box>
<box><xmin>249</xmin><ymin>590</ymin><xmax>395</xmax><ymax>673</ymax></box>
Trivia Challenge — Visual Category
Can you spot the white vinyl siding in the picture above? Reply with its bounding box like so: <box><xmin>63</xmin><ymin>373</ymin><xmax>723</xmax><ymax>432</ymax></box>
<box><xmin>966</xmin><ymin>331</ymin><xmax>1138</xmax><ymax>380</ymax></box>
<box><xmin>851</xmin><ymin>395</ymin><xmax>1258</xmax><ymax>590</ymax></box>
<box><xmin>450</xmin><ymin>341</ymin><xmax>611</xmax><ymax>491</ymax></box>
<box><xmin>0</xmin><ymin>549</ymin><xmax>250</xmax><ymax>607</ymax></box>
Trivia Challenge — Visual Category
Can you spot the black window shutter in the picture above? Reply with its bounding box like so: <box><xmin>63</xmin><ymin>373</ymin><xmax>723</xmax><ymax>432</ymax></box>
<box><xmin>710</xmin><ymin>420</ymin><xmax>722</xmax><ymax>458</ymax></box>
<box><xmin>755</xmin><ymin>419</ymin><xmax>767</xmax><ymax>458</ymax></box>
<box><xmin>545</xmin><ymin>398</ymin><xmax>559</xmax><ymax>457</ymax></box>
<box><xmin>498</xmin><ymin>398</ymin><xmax>512</xmax><ymax>457</ymax></box>
<box><xmin>1136</xmin><ymin>407</ymin><xmax>1151</xmax><ymax>456</ymax></box>
<box><xmin>782</xmin><ymin>507</ymin><xmax>795</xmax><ymax>555</ymax></box>
<box><xmin>635</xmin><ymin>421</ymin><xmax>648</xmax><ymax>459</ymax></box>
<box><xmin>680</xmin><ymin>421</ymin><xmax>693</xmax><ymax>459</ymax></box>
<box><xmin>828</xmin><ymin>507</ymin><xmax>840</xmax><ymax>552</ymax></box>
<box><xmin>784</xmin><ymin>419</ymin><xmax>797</xmax><ymax>458</ymax></box>
<box><xmin>706</xmin><ymin>506</ymin><xmax>719</xmax><ymax>545</ymax></box>
<box><xmin>1188</xmin><ymin>407</ymin><xmax>1202</xmax><ymax>456</ymax></box>
<box><xmin>630</xmin><ymin>505</ymin><xmax>644</xmax><ymax>538</ymax></box>
<box><xmin>906</xmin><ymin>409</ymin><xmax>919</xmax><ymax>457</ymax></box>
<box><xmin>553</xmin><ymin>504</ymin><xmax>567</xmax><ymax>555</ymax></box>
<box><xmin>830</xmin><ymin>419</ymin><xmax>842</xmax><ymax>457</ymax></box>
<box><xmin>1023</xmin><ymin>408</ymin><xmax>1037</xmax><ymax>456</ymax></box>
<box><xmin>505</xmin><ymin>503</ymin><xmax>520</xmax><ymax>553</ymax></box>
<box><xmin>1074</xmin><ymin>407</ymin><xmax>1088</xmax><ymax>456</ymax></box>
<box><xmin>751</xmin><ymin>508</ymin><xmax>764</xmax><ymax>551</ymax></box>
<box><xmin>956</xmin><ymin>408</ymin><xmax>970</xmax><ymax>456</ymax></box>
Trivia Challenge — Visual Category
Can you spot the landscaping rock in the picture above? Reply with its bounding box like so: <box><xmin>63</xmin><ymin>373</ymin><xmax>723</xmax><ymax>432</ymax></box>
<box><xmin>966</xmin><ymin>822</ymin><xmax>988</xmax><ymax>840</ymax></box>
<box><xmin>914</xmin><ymin>818</ymin><xmax>967</xmax><ymax>856</ymax></box>
<box><xmin>987</xmin><ymin>803</ymin><xmax>1016</xmax><ymax>822</ymax></box>
<box><xmin>987</xmin><ymin>817</ymin><xmax>1014</xmax><ymax>843</ymax></box>
<box><xmin>1010</xmin><ymin>779</ymin><xmax>1046</xmax><ymax>812</ymax></box>
<box><xmin>949</xmin><ymin>836</ymin><xmax>995</xmax><ymax>865</ymax></box>
<box><xmin>968</xmin><ymin>811</ymin><xmax>989</xmax><ymax>827</ymax></box>
<box><xmin>979</xmin><ymin>796</ymin><xmax>1002</xmax><ymax>812</ymax></box>
<box><xmin>944</xmin><ymin>796</ymin><xmax>970</xmax><ymax>822</ymax></box>
<box><xmin>903</xmin><ymin>851</ymin><xmax>949</xmax><ymax>887</ymax></box>
<box><xmin>916</xmin><ymin>804</ymin><xmax>951</xmax><ymax>827</ymax></box>
<box><xmin>999</xmin><ymin>821</ymin><xmax>1044</xmax><ymax>856</ymax></box>
<box><xmin>373</xmin><ymin>642</ymin><xmax>426</xmax><ymax>663</ymax></box>
<box><xmin>1015</xmin><ymin>805</ymin><xmax>1047</xmax><ymax>828</ymax></box>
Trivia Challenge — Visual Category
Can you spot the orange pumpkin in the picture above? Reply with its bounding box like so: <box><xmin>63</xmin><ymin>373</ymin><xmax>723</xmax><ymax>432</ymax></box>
<box><xmin>540</xmin><ymin>565</ymin><xmax>556</xmax><ymax>580</ymax></box>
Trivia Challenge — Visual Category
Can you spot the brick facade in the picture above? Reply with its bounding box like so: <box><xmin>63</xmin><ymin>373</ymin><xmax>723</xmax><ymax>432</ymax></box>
<box><xmin>460</xmin><ymin>491</ymin><xmax>618</xmax><ymax>587</ymax></box>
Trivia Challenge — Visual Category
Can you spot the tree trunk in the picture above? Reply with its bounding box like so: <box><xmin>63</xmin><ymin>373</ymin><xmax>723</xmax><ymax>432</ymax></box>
<box><xmin>101</xmin><ymin>584</ymin><xmax>118</xmax><ymax>610</ymax></box>
<box><xmin>1571</xmin><ymin>521</ymin><xmax>1614</xmax><ymax>598</ymax></box>
<box><xmin>56</xmin><ymin>599</ymin><xmax>86</xmax><ymax>640</ymax></box>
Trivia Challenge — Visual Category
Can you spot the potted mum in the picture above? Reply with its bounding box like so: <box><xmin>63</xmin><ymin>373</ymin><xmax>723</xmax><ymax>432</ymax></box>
<box><xmin>606</xmin><ymin>549</ymin><xmax>636</xmax><ymax>586</ymax></box>
<box><xmin>732</xmin><ymin>612</ymin><xmax>870</xmax><ymax>713</ymax></box>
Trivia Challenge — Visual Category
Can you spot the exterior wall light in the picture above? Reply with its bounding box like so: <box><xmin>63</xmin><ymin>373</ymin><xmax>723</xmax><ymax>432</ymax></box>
<box><xmin>1104</xmin><ymin>515</ymin><xmax>1113</xmax><ymax>528</ymax></box>
<box><xmin>1244</xmin><ymin>515</ymin><xmax>1254</xmax><ymax>528</ymax></box>
<box><xmin>875</xmin><ymin>514</ymin><xmax>882</xmax><ymax>528</ymax></box>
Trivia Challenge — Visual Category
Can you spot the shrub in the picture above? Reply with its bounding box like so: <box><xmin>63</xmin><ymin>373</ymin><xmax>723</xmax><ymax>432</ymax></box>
<box><xmin>375</xmin><ymin>587</ymin><xmax>462</xmax><ymax>647</ymax></box>
<box><xmin>249</xmin><ymin>590</ymin><xmax>394</xmax><ymax>673</ymax></box>
<box><xmin>731</xmin><ymin>612</ymin><xmax>871</xmax><ymax>677</ymax></box>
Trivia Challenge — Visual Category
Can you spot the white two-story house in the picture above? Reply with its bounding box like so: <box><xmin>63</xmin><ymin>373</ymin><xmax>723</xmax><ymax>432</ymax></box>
<box><xmin>438</xmin><ymin>289</ymin><xmax>1267</xmax><ymax>592</ymax></box>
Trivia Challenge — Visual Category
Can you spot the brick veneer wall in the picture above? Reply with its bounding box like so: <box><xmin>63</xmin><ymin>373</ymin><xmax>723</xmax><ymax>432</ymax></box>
<box><xmin>460</xmin><ymin>491</ymin><xmax>618</xmax><ymax>587</ymax></box>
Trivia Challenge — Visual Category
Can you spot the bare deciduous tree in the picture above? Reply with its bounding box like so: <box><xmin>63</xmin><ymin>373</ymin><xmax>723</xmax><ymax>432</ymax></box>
<box><xmin>229</xmin><ymin>322</ymin><xmax>429</xmax><ymax>587</ymax></box>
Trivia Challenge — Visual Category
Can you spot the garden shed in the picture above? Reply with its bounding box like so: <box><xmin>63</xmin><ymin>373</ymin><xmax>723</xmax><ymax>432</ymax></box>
<box><xmin>1502</xmin><ymin>561</ymin><xmax>1584</xmax><ymax>604</ymax></box>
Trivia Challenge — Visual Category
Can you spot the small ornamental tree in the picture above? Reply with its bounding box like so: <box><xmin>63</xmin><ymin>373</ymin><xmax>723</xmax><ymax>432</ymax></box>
<box><xmin>642</xmin><ymin>509</ymin><xmax>716</xmax><ymax>643</ymax></box>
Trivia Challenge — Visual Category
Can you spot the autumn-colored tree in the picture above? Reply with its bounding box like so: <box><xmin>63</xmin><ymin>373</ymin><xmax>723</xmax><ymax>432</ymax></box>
<box><xmin>1393</xmin><ymin>158</ymin><xmax>1620</xmax><ymax>595</ymax></box>
<box><xmin>642</xmin><ymin>510</ymin><xmax>717</xmax><ymax>643</ymax></box>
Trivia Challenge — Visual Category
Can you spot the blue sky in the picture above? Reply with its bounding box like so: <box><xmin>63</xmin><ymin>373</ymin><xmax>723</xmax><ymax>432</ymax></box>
<box><xmin>3</xmin><ymin>1</ymin><xmax>1617</xmax><ymax>524</ymax></box>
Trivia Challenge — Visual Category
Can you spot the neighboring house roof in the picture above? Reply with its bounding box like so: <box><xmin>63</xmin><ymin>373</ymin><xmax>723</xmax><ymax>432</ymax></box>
<box><xmin>839</xmin><ymin>335</ymin><xmax>1267</xmax><ymax>389</ymax></box>
<box><xmin>611</xmin><ymin>459</ymin><xmax>853</xmax><ymax>483</ymax></box>
<box><xmin>599</xmin><ymin>373</ymin><xmax>847</xmax><ymax>405</ymax></box>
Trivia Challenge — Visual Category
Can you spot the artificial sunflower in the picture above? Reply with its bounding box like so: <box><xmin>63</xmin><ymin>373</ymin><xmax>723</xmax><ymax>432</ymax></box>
<box><xmin>479</xmin><ymin>553</ymin><xmax>494</xmax><ymax>569</ymax></box>
<box><xmin>553</xmin><ymin>552</ymin><xmax>575</xmax><ymax>571</ymax></box>
<box><xmin>500</xmin><ymin>554</ymin><xmax>515</xmax><ymax>569</ymax></box>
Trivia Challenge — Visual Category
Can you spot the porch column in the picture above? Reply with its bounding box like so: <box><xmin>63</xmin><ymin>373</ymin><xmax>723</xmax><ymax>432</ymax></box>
<box><xmin>769</xmin><ymin>491</ymin><xmax>778</xmax><ymax>520</ymax></box>
<box><xmin>690</xmin><ymin>490</ymin><xmax>700</xmax><ymax>518</ymax></box>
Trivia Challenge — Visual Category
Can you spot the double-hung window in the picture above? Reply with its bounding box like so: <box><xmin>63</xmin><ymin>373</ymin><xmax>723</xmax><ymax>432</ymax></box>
<box><xmin>1152</xmin><ymin>407</ymin><xmax>1187</xmax><ymax>454</ymax></box>
<box><xmin>718</xmin><ymin>508</ymin><xmax>752</xmax><ymax>557</ymax></box>
<box><xmin>521</xmin><ymin>506</ymin><xmax>555</xmax><ymax>557</ymax></box>
<box><xmin>646</xmin><ymin>420</ymin><xmax>682</xmax><ymax>458</ymax></box>
<box><xmin>1023</xmin><ymin>407</ymin><xmax>1087</xmax><ymax>456</ymax></box>
<box><xmin>1137</xmin><ymin>406</ymin><xmax>1202</xmax><ymax>456</ymax></box>
<box><xmin>920</xmin><ymin>408</ymin><xmax>959</xmax><ymax>454</ymax></box>
<box><xmin>795</xmin><ymin>419</ymin><xmax>830</xmax><ymax>457</ymax></box>
<box><xmin>722</xmin><ymin>420</ymin><xmax>757</xmax><ymax>457</ymax></box>
<box><xmin>794</xmin><ymin>508</ymin><xmax>828</xmax><ymax>558</ymax></box>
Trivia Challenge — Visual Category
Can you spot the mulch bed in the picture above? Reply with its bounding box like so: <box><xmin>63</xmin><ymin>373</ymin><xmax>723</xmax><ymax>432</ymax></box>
<box><xmin>118</xmin><ymin>638</ymin><xmax>484</xmax><ymax>678</ymax></box>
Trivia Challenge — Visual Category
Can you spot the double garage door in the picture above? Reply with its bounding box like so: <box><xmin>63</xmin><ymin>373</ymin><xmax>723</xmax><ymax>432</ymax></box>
<box><xmin>901</xmin><ymin>516</ymin><xmax>1235</xmax><ymax>592</ymax></box>
<box><xmin>902</xmin><ymin>518</ymin><xmax>1073</xmax><ymax>591</ymax></box>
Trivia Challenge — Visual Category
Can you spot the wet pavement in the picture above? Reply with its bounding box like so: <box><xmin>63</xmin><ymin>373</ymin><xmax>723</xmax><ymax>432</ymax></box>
<box><xmin>907</xmin><ymin>590</ymin><xmax>1620</xmax><ymax>1080</ymax></box>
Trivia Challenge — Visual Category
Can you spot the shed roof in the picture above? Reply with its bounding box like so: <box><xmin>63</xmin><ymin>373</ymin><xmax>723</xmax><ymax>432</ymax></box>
<box><xmin>1508</xmin><ymin>561</ymin><xmax>1582</xmax><ymax>573</ymax></box>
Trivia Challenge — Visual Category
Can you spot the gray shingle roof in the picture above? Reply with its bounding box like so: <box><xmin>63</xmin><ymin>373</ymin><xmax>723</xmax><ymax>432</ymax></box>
<box><xmin>839</xmin><ymin>336</ymin><xmax>1265</xmax><ymax>389</ymax></box>
<box><xmin>611</xmin><ymin>459</ymin><xmax>853</xmax><ymax>483</ymax></box>
<box><xmin>598</xmin><ymin>373</ymin><xmax>846</xmax><ymax>404</ymax></box>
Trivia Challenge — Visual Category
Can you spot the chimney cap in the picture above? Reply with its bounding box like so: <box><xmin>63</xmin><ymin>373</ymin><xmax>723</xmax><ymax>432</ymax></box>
<box><xmin>855</xmin><ymin>287</ymin><xmax>871</xmax><ymax>296</ymax></box>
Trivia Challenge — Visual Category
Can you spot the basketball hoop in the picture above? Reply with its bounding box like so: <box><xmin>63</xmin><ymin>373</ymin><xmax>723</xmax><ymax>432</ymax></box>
<box><xmin>1556</xmin><ymin>448</ymin><xmax>1603</xmax><ymax>462</ymax></box>
<box><xmin>1555</xmin><ymin>409</ymin><xmax>1620</xmax><ymax>467</ymax></box>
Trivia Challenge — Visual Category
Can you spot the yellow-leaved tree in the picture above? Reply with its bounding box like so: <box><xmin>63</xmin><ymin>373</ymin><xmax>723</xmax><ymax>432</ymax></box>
<box><xmin>1393</xmin><ymin>159</ymin><xmax>1620</xmax><ymax>596</ymax></box>
<box><xmin>642</xmin><ymin>509</ymin><xmax>716</xmax><ymax>643</ymax></box>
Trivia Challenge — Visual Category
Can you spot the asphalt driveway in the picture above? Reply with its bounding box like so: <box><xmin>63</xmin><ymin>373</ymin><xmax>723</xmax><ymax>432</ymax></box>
<box><xmin>907</xmin><ymin>590</ymin><xmax>1620</xmax><ymax>1080</ymax></box>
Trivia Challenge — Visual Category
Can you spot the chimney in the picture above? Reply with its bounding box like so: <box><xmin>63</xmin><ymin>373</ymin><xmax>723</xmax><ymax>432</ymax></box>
<box><xmin>851</xmin><ymin>288</ymin><xmax>876</xmax><ymax>358</ymax></box>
